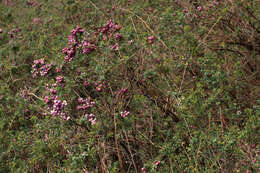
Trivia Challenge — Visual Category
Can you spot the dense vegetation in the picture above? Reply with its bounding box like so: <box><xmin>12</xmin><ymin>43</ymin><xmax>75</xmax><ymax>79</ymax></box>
<box><xmin>0</xmin><ymin>0</ymin><xmax>259</xmax><ymax>172</ymax></box>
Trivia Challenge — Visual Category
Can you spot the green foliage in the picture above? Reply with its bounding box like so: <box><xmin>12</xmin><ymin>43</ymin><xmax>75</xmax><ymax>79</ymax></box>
<box><xmin>0</xmin><ymin>0</ymin><xmax>259</xmax><ymax>172</ymax></box>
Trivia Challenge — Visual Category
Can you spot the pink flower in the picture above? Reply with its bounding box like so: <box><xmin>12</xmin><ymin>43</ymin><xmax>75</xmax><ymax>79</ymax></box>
<box><xmin>56</xmin><ymin>67</ymin><xmax>61</xmax><ymax>73</ymax></box>
<box><xmin>183</xmin><ymin>9</ymin><xmax>188</xmax><ymax>13</ymax></box>
<box><xmin>148</xmin><ymin>35</ymin><xmax>154</xmax><ymax>44</ymax></box>
<box><xmin>31</xmin><ymin>58</ymin><xmax>52</xmax><ymax>78</ymax></box>
<box><xmin>155</xmin><ymin>160</ymin><xmax>161</xmax><ymax>166</ymax></box>
<box><xmin>141</xmin><ymin>167</ymin><xmax>146</xmax><ymax>173</ymax></box>
<box><xmin>213</xmin><ymin>1</ymin><xmax>219</xmax><ymax>6</ymax></box>
<box><xmin>44</xmin><ymin>96</ymin><xmax>50</xmax><ymax>104</ymax></box>
<box><xmin>62</xmin><ymin>115</ymin><xmax>70</xmax><ymax>121</ymax></box>
<box><xmin>77</xmin><ymin>97</ymin><xmax>95</xmax><ymax>110</ymax></box>
<box><xmin>128</xmin><ymin>40</ymin><xmax>134</xmax><ymax>44</ymax></box>
<box><xmin>197</xmin><ymin>6</ymin><xmax>202</xmax><ymax>12</ymax></box>
<box><xmin>55</xmin><ymin>75</ymin><xmax>65</xmax><ymax>85</ymax></box>
<box><xmin>118</xmin><ymin>88</ymin><xmax>128</xmax><ymax>95</ymax></box>
<box><xmin>33</xmin><ymin>18</ymin><xmax>40</xmax><ymax>24</ymax></box>
<box><xmin>96</xmin><ymin>87</ymin><xmax>102</xmax><ymax>92</ymax></box>
<box><xmin>0</xmin><ymin>29</ymin><xmax>3</xmax><ymax>33</ymax></box>
<box><xmin>120</xmin><ymin>111</ymin><xmax>130</xmax><ymax>117</ymax></box>
<box><xmin>114</xmin><ymin>33</ymin><xmax>122</xmax><ymax>40</ymax></box>
<box><xmin>110</xmin><ymin>43</ymin><xmax>119</xmax><ymax>50</ymax></box>
<box><xmin>81</xmin><ymin>40</ymin><xmax>96</xmax><ymax>54</ymax></box>
<box><xmin>83</xmin><ymin>80</ymin><xmax>90</xmax><ymax>87</ymax></box>
<box><xmin>85</xmin><ymin>114</ymin><xmax>96</xmax><ymax>125</ymax></box>
<box><xmin>4</xmin><ymin>0</ymin><xmax>9</xmax><ymax>6</ymax></box>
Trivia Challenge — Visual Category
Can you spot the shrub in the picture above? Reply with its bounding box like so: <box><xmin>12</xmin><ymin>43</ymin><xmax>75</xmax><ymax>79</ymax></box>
<box><xmin>0</xmin><ymin>0</ymin><xmax>259</xmax><ymax>172</ymax></box>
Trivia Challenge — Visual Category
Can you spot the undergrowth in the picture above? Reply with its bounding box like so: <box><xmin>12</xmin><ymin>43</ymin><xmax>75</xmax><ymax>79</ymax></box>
<box><xmin>0</xmin><ymin>0</ymin><xmax>259</xmax><ymax>172</ymax></box>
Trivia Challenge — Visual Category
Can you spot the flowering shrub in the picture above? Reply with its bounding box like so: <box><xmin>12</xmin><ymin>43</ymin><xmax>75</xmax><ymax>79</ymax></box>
<box><xmin>0</xmin><ymin>0</ymin><xmax>259</xmax><ymax>172</ymax></box>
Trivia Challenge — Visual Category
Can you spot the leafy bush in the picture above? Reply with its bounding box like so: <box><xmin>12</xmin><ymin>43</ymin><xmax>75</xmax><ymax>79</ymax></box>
<box><xmin>0</xmin><ymin>0</ymin><xmax>259</xmax><ymax>172</ymax></box>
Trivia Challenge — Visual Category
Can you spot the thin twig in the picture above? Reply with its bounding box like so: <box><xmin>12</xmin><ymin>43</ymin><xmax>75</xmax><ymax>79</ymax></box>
<box><xmin>114</xmin><ymin>113</ymin><xmax>124</xmax><ymax>172</ymax></box>
<box><xmin>197</xmin><ymin>16</ymin><xmax>223</xmax><ymax>49</ymax></box>
<box><xmin>119</xmin><ymin>8</ymin><xmax>169</xmax><ymax>50</ymax></box>
<box><xmin>123</xmin><ymin>131</ymin><xmax>138</xmax><ymax>173</ymax></box>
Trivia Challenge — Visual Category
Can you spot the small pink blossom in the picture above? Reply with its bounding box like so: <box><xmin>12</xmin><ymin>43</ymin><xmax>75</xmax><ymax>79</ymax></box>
<box><xmin>32</xmin><ymin>58</ymin><xmax>52</xmax><ymax>78</ymax></box>
<box><xmin>110</xmin><ymin>43</ymin><xmax>119</xmax><ymax>50</ymax></box>
<box><xmin>118</xmin><ymin>88</ymin><xmax>128</xmax><ymax>95</ymax></box>
<box><xmin>114</xmin><ymin>33</ymin><xmax>122</xmax><ymax>40</ymax></box>
<box><xmin>55</xmin><ymin>75</ymin><xmax>65</xmax><ymax>85</ymax></box>
<box><xmin>183</xmin><ymin>9</ymin><xmax>188</xmax><ymax>13</ymax></box>
<box><xmin>4</xmin><ymin>0</ymin><xmax>9</xmax><ymax>6</ymax></box>
<box><xmin>77</xmin><ymin>97</ymin><xmax>95</xmax><ymax>110</ymax></box>
<box><xmin>213</xmin><ymin>1</ymin><xmax>219</xmax><ymax>6</ymax></box>
<box><xmin>155</xmin><ymin>160</ymin><xmax>161</xmax><ymax>166</ymax></box>
<box><xmin>33</xmin><ymin>18</ymin><xmax>40</xmax><ymax>24</ymax></box>
<box><xmin>197</xmin><ymin>6</ymin><xmax>202</xmax><ymax>12</ymax></box>
<box><xmin>44</xmin><ymin>96</ymin><xmax>50</xmax><ymax>104</ymax></box>
<box><xmin>85</xmin><ymin>114</ymin><xmax>97</xmax><ymax>125</ymax></box>
<box><xmin>120</xmin><ymin>111</ymin><xmax>130</xmax><ymax>117</ymax></box>
<box><xmin>44</xmin><ymin>134</ymin><xmax>49</xmax><ymax>141</ymax></box>
<box><xmin>148</xmin><ymin>35</ymin><xmax>154</xmax><ymax>44</ymax></box>
<box><xmin>83</xmin><ymin>80</ymin><xmax>90</xmax><ymax>86</ymax></box>
<box><xmin>128</xmin><ymin>40</ymin><xmax>134</xmax><ymax>44</ymax></box>
<box><xmin>56</xmin><ymin>67</ymin><xmax>61</xmax><ymax>73</ymax></box>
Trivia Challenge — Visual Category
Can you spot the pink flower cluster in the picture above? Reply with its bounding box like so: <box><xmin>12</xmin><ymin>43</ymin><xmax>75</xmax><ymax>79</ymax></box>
<box><xmin>148</xmin><ymin>35</ymin><xmax>154</xmax><ymax>44</ymax></box>
<box><xmin>62</xmin><ymin>26</ymin><xmax>84</xmax><ymax>62</ymax></box>
<box><xmin>118</xmin><ymin>88</ymin><xmax>128</xmax><ymax>95</ymax></box>
<box><xmin>115</xmin><ymin>88</ymin><xmax>128</xmax><ymax>97</ymax></box>
<box><xmin>31</xmin><ymin>58</ymin><xmax>52</xmax><ymax>78</ymax></box>
<box><xmin>33</xmin><ymin>18</ymin><xmax>41</xmax><ymax>25</ymax></box>
<box><xmin>52</xmin><ymin>75</ymin><xmax>65</xmax><ymax>87</ymax></box>
<box><xmin>45</xmin><ymin>95</ymin><xmax>69</xmax><ymax>120</ymax></box>
<box><xmin>98</xmin><ymin>19</ymin><xmax>123</xmax><ymax>51</ymax></box>
<box><xmin>110</xmin><ymin>43</ymin><xmax>118</xmax><ymax>51</ymax></box>
<box><xmin>80</xmin><ymin>39</ymin><xmax>96</xmax><ymax>54</ymax></box>
<box><xmin>44</xmin><ymin>84</ymin><xmax>69</xmax><ymax>120</ymax></box>
<box><xmin>120</xmin><ymin>111</ymin><xmax>130</xmax><ymax>118</ymax></box>
<box><xmin>31</xmin><ymin>60</ymin><xmax>68</xmax><ymax>120</ymax></box>
<box><xmin>62</xmin><ymin>26</ymin><xmax>97</xmax><ymax>62</ymax></box>
<box><xmin>71</xmin><ymin>26</ymin><xmax>84</xmax><ymax>37</ymax></box>
<box><xmin>155</xmin><ymin>160</ymin><xmax>161</xmax><ymax>166</ymax></box>
<box><xmin>77</xmin><ymin>97</ymin><xmax>96</xmax><ymax>110</ymax></box>
<box><xmin>99</xmin><ymin>19</ymin><xmax>122</xmax><ymax>35</ymax></box>
<box><xmin>62</xmin><ymin>47</ymin><xmax>76</xmax><ymax>62</ymax></box>
<box><xmin>83</xmin><ymin>78</ymin><xmax>90</xmax><ymax>87</ymax></box>
<box><xmin>85</xmin><ymin>113</ymin><xmax>97</xmax><ymax>125</ymax></box>
<box><xmin>114</xmin><ymin>33</ymin><xmax>122</xmax><ymax>41</ymax></box>
<box><xmin>94</xmin><ymin>81</ymin><xmax>108</xmax><ymax>92</ymax></box>
<box><xmin>8</xmin><ymin>28</ymin><xmax>21</xmax><ymax>39</ymax></box>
